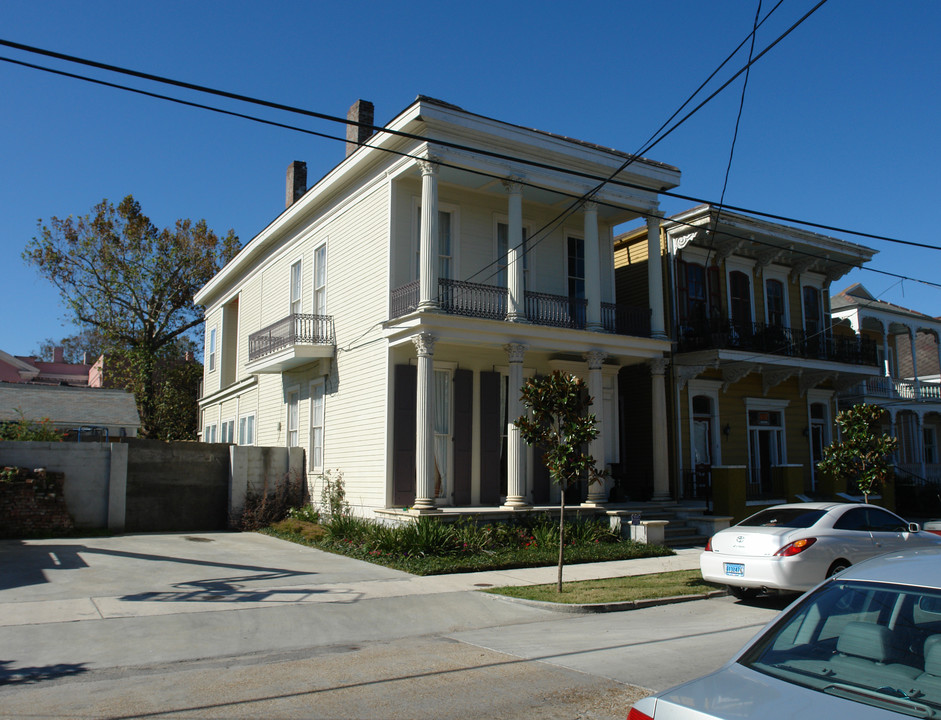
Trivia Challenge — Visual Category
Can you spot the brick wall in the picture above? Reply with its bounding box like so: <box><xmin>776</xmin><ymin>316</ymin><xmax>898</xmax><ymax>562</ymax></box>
<box><xmin>0</xmin><ymin>467</ymin><xmax>74</xmax><ymax>537</ymax></box>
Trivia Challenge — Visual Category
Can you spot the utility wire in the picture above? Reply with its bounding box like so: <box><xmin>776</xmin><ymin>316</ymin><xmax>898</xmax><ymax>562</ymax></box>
<box><xmin>2</xmin><ymin>49</ymin><xmax>938</xmax><ymax>295</ymax></box>
<box><xmin>2</xmin><ymin>13</ymin><xmax>936</xmax><ymax>252</ymax></box>
<box><xmin>704</xmin><ymin>0</ymin><xmax>763</xmax><ymax>269</ymax></box>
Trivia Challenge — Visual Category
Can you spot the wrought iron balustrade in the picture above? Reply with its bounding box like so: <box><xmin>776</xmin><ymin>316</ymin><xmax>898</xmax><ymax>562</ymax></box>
<box><xmin>525</xmin><ymin>291</ymin><xmax>586</xmax><ymax>329</ymax></box>
<box><xmin>439</xmin><ymin>278</ymin><xmax>507</xmax><ymax>319</ymax></box>
<box><xmin>676</xmin><ymin>318</ymin><xmax>877</xmax><ymax>365</ymax></box>
<box><xmin>388</xmin><ymin>281</ymin><xmax>651</xmax><ymax>336</ymax></box>
<box><xmin>248</xmin><ymin>313</ymin><xmax>335</xmax><ymax>362</ymax></box>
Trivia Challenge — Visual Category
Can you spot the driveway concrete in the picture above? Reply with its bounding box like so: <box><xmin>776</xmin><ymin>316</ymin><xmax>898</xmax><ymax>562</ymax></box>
<box><xmin>0</xmin><ymin>532</ymin><xmax>733</xmax><ymax>718</ymax></box>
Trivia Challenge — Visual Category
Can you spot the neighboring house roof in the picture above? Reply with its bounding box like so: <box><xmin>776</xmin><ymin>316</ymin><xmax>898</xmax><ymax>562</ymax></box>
<box><xmin>0</xmin><ymin>383</ymin><xmax>141</xmax><ymax>431</ymax></box>
<box><xmin>0</xmin><ymin>348</ymin><xmax>93</xmax><ymax>386</ymax></box>
<box><xmin>832</xmin><ymin>283</ymin><xmax>938</xmax><ymax>324</ymax></box>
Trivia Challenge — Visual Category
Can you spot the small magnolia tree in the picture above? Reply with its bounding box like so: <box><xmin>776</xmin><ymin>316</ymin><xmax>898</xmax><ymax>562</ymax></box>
<box><xmin>515</xmin><ymin>371</ymin><xmax>602</xmax><ymax>592</ymax></box>
<box><xmin>817</xmin><ymin>403</ymin><xmax>897</xmax><ymax>503</ymax></box>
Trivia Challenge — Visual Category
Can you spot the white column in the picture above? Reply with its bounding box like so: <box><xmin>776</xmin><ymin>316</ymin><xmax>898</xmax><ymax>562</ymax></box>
<box><xmin>503</xmin><ymin>180</ymin><xmax>527</xmax><ymax>323</ymax></box>
<box><xmin>650</xmin><ymin>357</ymin><xmax>671</xmax><ymax>501</ymax></box>
<box><xmin>584</xmin><ymin>202</ymin><xmax>602</xmax><ymax>331</ymax></box>
<box><xmin>503</xmin><ymin>343</ymin><xmax>530</xmax><ymax>508</ymax></box>
<box><xmin>417</xmin><ymin>158</ymin><xmax>439</xmax><ymax>311</ymax></box>
<box><xmin>583</xmin><ymin>350</ymin><xmax>608</xmax><ymax>505</ymax></box>
<box><xmin>412</xmin><ymin>332</ymin><xmax>439</xmax><ymax>512</ymax></box>
<box><xmin>647</xmin><ymin>212</ymin><xmax>667</xmax><ymax>340</ymax></box>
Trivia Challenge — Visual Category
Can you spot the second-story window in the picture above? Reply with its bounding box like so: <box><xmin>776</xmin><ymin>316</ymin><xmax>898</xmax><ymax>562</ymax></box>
<box><xmin>416</xmin><ymin>209</ymin><xmax>453</xmax><ymax>280</ymax></box>
<box><xmin>729</xmin><ymin>271</ymin><xmax>752</xmax><ymax>328</ymax></box>
<box><xmin>567</xmin><ymin>237</ymin><xmax>586</xmax><ymax>327</ymax></box>
<box><xmin>766</xmin><ymin>279</ymin><xmax>785</xmax><ymax>327</ymax></box>
<box><xmin>803</xmin><ymin>286</ymin><xmax>823</xmax><ymax>336</ymax></box>
<box><xmin>208</xmin><ymin>327</ymin><xmax>216</xmax><ymax>372</ymax></box>
<box><xmin>677</xmin><ymin>261</ymin><xmax>720</xmax><ymax>328</ymax></box>
<box><xmin>290</xmin><ymin>260</ymin><xmax>302</xmax><ymax>315</ymax></box>
<box><xmin>313</xmin><ymin>244</ymin><xmax>327</xmax><ymax>315</ymax></box>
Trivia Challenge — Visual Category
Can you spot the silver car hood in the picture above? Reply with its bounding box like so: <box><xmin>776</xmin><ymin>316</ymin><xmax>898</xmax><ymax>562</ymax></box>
<box><xmin>651</xmin><ymin>662</ymin><xmax>908</xmax><ymax>719</ymax></box>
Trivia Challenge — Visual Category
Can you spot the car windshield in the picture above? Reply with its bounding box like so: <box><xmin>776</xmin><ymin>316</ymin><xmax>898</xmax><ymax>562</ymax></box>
<box><xmin>737</xmin><ymin>508</ymin><xmax>827</xmax><ymax>528</ymax></box>
<box><xmin>740</xmin><ymin>580</ymin><xmax>941</xmax><ymax>717</ymax></box>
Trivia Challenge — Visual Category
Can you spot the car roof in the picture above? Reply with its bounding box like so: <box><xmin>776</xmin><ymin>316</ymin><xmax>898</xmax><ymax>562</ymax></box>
<box><xmin>749</xmin><ymin>502</ymin><xmax>852</xmax><ymax>512</ymax></box>
<box><xmin>834</xmin><ymin>547</ymin><xmax>941</xmax><ymax>589</ymax></box>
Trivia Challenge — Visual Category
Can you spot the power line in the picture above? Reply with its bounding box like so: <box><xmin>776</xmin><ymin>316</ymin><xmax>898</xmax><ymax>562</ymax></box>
<box><xmin>2</xmin><ymin>22</ymin><xmax>937</xmax><ymax>253</ymax></box>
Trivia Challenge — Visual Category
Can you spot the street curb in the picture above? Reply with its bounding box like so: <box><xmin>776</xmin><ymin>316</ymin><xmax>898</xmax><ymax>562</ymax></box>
<box><xmin>481</xmin><ymin>588</ymin><xmax>728</xmax><ymax>614</ymax></box>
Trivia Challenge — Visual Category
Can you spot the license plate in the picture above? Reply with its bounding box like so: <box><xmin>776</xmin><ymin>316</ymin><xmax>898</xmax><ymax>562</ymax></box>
<box><xmin>725</xmin><ymin>562</ymin><xmax>745</xmax><ymax>577</ymax></box>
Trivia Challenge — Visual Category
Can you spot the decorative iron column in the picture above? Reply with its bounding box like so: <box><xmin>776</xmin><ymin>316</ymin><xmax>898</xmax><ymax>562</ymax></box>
<box><xmin>647</xmin><ymin>212</ymin><xmax>667</xmax><ymax>340</ymax></box>
<box><xmin>650</xmin><ymin>357</ymin><xmax>671</xmax><ymax>501</ymax></box>
<box><xmin>417</xmin><ymin>157</ymin><xmax>440</xmax><ymax>312</ymax></box>
<box><xmin>583</xmin><ymin>350</ymin><xmax>608</xmax><ymax>505</ymax></box>
<box><xmin>503</xmin><ymin>343</ymin><xmax>531</xmax><ymax>508</ymax></box>
<box><xmin>503</xmin><ymin>179</ymin><xmax>527</xmax><ymax>323</ymax></box>
<box><xmin>584</xmin><ymin>202</ymin><xmax>602</xmax><ymax>331</ymax></box>
<box><xmin>882</xmin><ymin>322</ymin><xmax>891</xmax><ymax>378</ymax></box>
<box><xmin>412</xmin><ymin>332</ymin><xmax>439</xmax><ymax>511</ymax></box>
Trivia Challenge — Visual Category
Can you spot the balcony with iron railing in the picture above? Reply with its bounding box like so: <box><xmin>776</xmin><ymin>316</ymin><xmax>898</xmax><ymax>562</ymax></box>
<box><xmin>246</xmin><ymin>313</ymin><xmax>335</xmax><ymax>373</ymax></box>
<box><xmin>676</xmin><ymin>318</ymin><xmax>878</xmax><ymax>366</ymax></box>
<box><xmin>390</xmin><ymin>279</ymin><xmax>651</xmax><ymax>337</ymax></box>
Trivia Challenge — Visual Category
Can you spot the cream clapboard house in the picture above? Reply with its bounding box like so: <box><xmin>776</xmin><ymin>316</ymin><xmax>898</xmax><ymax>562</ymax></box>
<box><xmin>195</xmin><ymin>96</ymin><xmax>681</xmax><ymax>516</ymax></box>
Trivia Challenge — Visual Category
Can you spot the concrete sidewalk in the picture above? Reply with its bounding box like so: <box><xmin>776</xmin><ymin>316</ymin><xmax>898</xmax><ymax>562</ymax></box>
<box><xmin>0</xmin><ymin>533</ymin><xmax>703</xmax><ymax>627</ymax></box>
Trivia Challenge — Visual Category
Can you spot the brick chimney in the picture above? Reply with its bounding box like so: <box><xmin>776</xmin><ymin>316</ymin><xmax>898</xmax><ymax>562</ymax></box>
<box><xmin>286</xmin><ymin>160</ymin><xmax>307</xmax><ymax>208</ymax></box>
<box><xmin>346</xmin><ymin>99</ymin><xmax>374</xmax><ymax>157</ymax></box>
<box><xmin>53</xmin><ymin>346</ymin><xmax>65</xmax><ymax>363</ymax></box>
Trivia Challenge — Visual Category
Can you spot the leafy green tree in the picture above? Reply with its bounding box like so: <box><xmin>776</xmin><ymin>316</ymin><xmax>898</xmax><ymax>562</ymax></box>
<box><xmin>23</xmin><ymin>195</ymin><xmax>239</xmax><ymax>438</ymax></box>
<box><xmin>0</xmin><ymin>410</ymin><xmax>64</xmax><ymax>442</ymax></box>
<box><xmin>515</xmin><ymin>370</ymin><xmax>602</xmax><ymax>592</ymax></box>
<box><xmin>817</xmin><ymin>403</ymin><xmax>897</xmax><ymax>503</ymax></box>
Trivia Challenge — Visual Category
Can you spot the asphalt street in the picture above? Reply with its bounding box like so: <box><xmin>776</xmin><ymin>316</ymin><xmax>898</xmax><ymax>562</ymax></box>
<box><xmin>0</xmin><ymin>532</ymin><xmax>786</xmax><ymax>719</ymax></box>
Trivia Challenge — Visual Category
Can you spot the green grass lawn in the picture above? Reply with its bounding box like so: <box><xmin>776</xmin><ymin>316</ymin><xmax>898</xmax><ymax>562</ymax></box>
<box><xmin>485</xmin><ymin>569</ymin><xmax>722</xmax><ymax>604</ymax></box>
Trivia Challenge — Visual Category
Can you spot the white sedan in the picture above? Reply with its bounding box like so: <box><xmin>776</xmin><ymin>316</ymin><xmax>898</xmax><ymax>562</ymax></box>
<box><xmin>700</xmin><ymin>502</ymin><xmax>941</xmax><ymax>599</ymax></box>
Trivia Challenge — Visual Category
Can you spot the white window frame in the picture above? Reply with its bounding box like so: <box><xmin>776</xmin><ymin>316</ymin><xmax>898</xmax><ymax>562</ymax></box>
<box><xmin>221</xmin><ymin>419</ymin><xmax>235</xmax><ymax>444</ymax></box>
<box><xmin>744</xmin><ymin>397</ymin><xmax>790</xmax><ymax>487</ymax></box>
<box><xmin>238</xmin><ymin>413</ymin><xmax>255</xmax><ymax>446</ymax></box>
<box><xmin>806</xmin><ymin>389</ymin><xmax>834</xmax><ymax>490</ymax></box>
<box><xmin>412</xmin><ymin>199</ymin><xmax>460</xmax><ymax>282</ymax></box>
<box><xmin>313</xmin><ymin>242</ymin><xmax>327</xmax><ymax>316</ymax></box>
<box><xmin>763</xmin><ymin>266</ymin><xmax>790</xmax><ymax>327</ymax></box>
<box><xmin>204</xmin><ymin>423</ymin><xmax>217</xmax><ymax>444</ymax></box>
<box><xmin>286</xmin><ymin>386</ymin><xmax>300</xmax><ymax>448</ymax></box>
<box><xmin>290</xmin><ymin>259</ymin><xmax>303</xmax><ymax>316</ymax></box>
<box><xmin>687</xmin><ymin>379</ymin><xmax>723</xmax><ymax>469</ymax></box>
<box><xmin>799</xmin><ymin>273</ymin><xmax>828</xmax><ymax>336</ymax></box>
<box><xmin>208</xmin><ymin>327</ymin><xmax>217</xmax><ymax>373</ymax></box>
<box><xmin>309</xmin><ymin>379</ymin><xmax>325</xmax><ymax>472</ymax></box>
<box><xmin>724</xmin><ymin>257</ymin><xmax>757</xmax><ymax>324</ymax></box>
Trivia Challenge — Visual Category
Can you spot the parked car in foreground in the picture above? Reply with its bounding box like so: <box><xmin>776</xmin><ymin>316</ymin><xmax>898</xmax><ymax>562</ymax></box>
<box><xmin>631</xmin><ymin>547</ymin><xmax>941</xmax><ymax>719</ymax></box>
<box><xmin>700</xmin><ymin>502</ymin><xmax>941</xmax><ymax>599</ymax></box>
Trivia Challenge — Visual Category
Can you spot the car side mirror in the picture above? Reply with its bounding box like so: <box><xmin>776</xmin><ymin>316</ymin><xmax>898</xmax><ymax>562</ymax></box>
<box><xmin>909</xmin><ymin>522</ymin><xmax>921</xmax><ymax>533</ymax></box>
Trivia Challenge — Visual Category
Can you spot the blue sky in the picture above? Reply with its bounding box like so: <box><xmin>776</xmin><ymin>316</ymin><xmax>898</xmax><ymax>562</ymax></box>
<box><xmin>2</xmin><ymin>0</ymin><xmax>939</xmax><ymax>356</ymax></box>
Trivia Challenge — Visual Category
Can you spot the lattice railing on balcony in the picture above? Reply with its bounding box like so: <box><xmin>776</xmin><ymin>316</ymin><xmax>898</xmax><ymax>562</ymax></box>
<box><xmin>525</xmin><ymin>291</ymin><xmax>586</xmax><ymax>329</ymax></box>
<box><xmin>248</xmin><ymin>313</ymin><xmax>335</xmax><ymax>362</ymax></box>
<box><xmin>439</xmin><ymin>278</ymin><xmax>507</xmax><ymax>320</ymax></box>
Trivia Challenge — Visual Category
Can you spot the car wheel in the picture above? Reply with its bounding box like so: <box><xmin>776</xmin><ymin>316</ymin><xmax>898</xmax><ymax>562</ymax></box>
<box><xmin>729</xmin><ymin>586</ymin><xmax>759</xmax><ymax>601</ymax></box>
<box><xmin>827</xmin><ymin>560</ymin><xmax>851</xmax><ymax>578</ymax></box>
